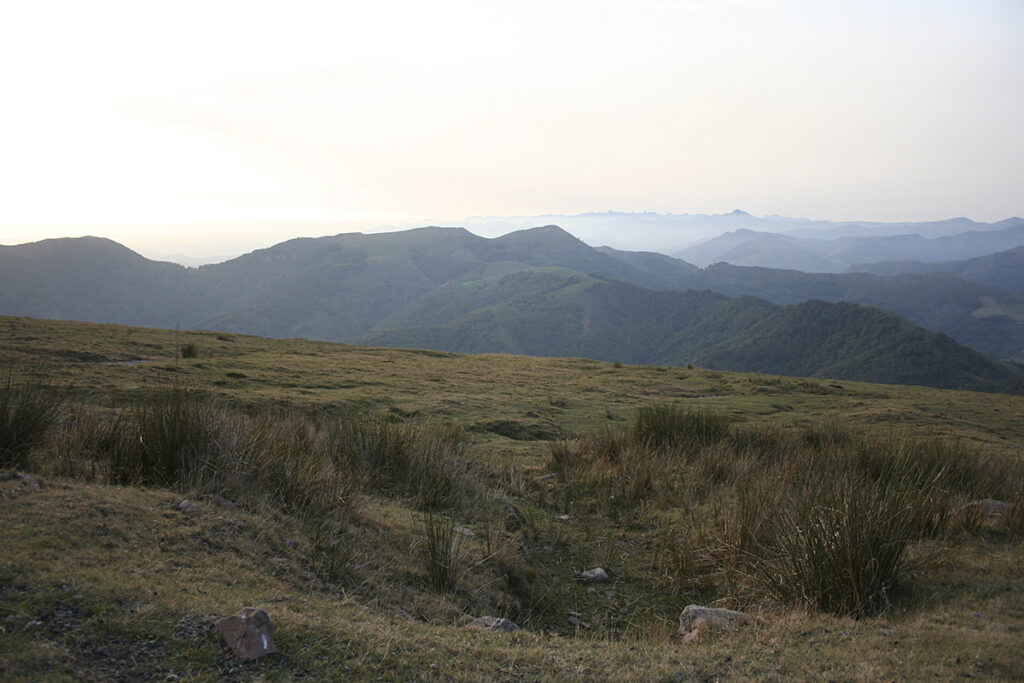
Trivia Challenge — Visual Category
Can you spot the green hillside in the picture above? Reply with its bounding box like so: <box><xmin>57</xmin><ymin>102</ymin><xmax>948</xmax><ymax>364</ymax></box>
<box><xmin>361</xmin><ymin>270</ymin><xmax>1023</xmax><ymax>393</ymax></box>
<box><xmin>697</xmin><ymin>300</ymin><xmax>1024</xmax><ymax>392</ymax></box>
<box><xmin>2</xmin><ymin>227</ymin><xmax>1023</xmax><ymax>380</ymax></box>
<box><xmin>851</xmin><ymin>245</ymin><xmax>1024</xmax><ymax>297</ymax></box>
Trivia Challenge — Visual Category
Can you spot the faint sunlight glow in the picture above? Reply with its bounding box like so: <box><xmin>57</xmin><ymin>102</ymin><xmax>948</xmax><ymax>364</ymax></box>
<box><xmin>1</xmin><ymin>0</ymin><xmax>1021</xmax><ymax>256</ymax></box>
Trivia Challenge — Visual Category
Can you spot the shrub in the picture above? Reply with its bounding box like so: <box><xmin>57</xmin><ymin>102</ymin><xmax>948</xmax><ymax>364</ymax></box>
<box><xmin>179</xmin><ymin>343</ymin><xmax>198</xmax><ymax>359</ymax></box>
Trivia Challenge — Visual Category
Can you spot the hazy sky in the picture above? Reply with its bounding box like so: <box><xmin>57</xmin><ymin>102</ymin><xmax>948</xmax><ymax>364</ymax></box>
<box><xmin>2</xmin><ymin>0</ymin><xmax>1022</xmax><ymax>257</ymax></box>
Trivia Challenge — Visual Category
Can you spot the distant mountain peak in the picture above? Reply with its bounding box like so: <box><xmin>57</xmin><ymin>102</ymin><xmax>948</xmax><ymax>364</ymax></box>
<box><xmin>495</xmin><ymin>225</ymin><xmax>582</xmax><ymax>245</ymax></box>
<box><xmin>728</xmin><ymin>209</ymin><xmax>752</xmax><ymax>217</ymax></box>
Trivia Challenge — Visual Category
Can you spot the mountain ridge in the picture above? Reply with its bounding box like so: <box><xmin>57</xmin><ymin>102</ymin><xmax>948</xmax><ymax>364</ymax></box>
<box><xmin>2</xmin><ymin>228</ymin><xmax>1022</xmax><ymax>392</ymax></box>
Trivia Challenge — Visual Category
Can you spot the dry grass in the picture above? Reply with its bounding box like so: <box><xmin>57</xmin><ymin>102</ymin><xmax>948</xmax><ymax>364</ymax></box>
<box><xmin>1</xmin><ymin>314</ymin><xmax>1023</xmax><ymax>680</ymax></box>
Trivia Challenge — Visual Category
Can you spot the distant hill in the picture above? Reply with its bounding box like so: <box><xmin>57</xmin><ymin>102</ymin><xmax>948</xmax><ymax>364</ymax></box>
<box><xmin>460</xmin><ymin>211</ymin><xmax>1023</xmax><ymax>253</ymax></box>
<box><xmin>0</xmin><ymin>237</ymin><xmax>192</xmax><ymax>327</ymax></box>
<box><xmin>849</xmin><ymin>246</ymin><xmax>1024</xmax><ymax>297</ymax></box>
<box><xmin>690</xmin><ymin>264</ymin><xmax>1024</xmax><ymax>362</ymax></box>
<box><xmin>698</xmin><ymin>300</ymin><xmax>1022</xmax><ymax>392</ymax></box>
<box><xmin>2</xmin><ymin>228</ymin><xmax>1023</xmax><ymax>390</ymax></box>
<box><xmin>673</xmin><ymin>229</ymin><xmax>846</xmax><ymax>271</ymax></box>
<box><xmin>673</xmin><ymin>219</ymin><xmax>1024</xmax><ymax>272</ymax></box>
<box><xmin>360</xmin><ymin>270</ymin><xmax>1022</xmax><ymax>393</ymax></box>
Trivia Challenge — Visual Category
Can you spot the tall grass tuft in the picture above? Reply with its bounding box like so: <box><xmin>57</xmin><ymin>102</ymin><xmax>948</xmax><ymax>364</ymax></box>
<box><xmin>106</xmin><ymin>387</ymin><xmax>223</xmax><ymax>488</ymax></box>
<box><xmin>732</xmin><ymin>471</ymin><xmax>929</xmax><ymax>616</ymax></box>
<box><xmin>0</xmin><ymin>368</ymin><xmax>66</xmax><ymax>469</ymax></box>
<box><xmin>418</xmin><ymin>512</ymin><xmax>467</xmax><ymax>593</ymax></box>
<box><xmin>630</xmin><ymin>403</ymin><xmax>730</xmax><ymax>452</ymax></box>
<box><xmin>327</xmin><ymin>416</ymin><xmax>472</xmax><ymax>510</ymax></box>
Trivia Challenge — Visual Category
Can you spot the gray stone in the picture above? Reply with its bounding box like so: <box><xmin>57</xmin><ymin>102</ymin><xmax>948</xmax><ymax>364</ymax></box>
<box><xmin>177</xmin><ymin>499</ymin><xmax>197</xmax><ymax>512</ymax></box>
<box><xmin>214</xmin><ymin>608</ymin><xmax>278</xmax><ymax>661</ymax></box>
<box><xmin>567</xmin><ymin>611</ymin><xmax>591</xmax><ymax>629</ymax></box>
<box><xmin>467</xmin><ymin>616</ymin><xmax>519</xmax><ymax>632</ymax></box>
<box><xmin>678</xmin><ymin>604</ymin><xmax>755</xmax><ymax>643</ymax></box>
<box><xmin>579</xmin><ymin>567</ymin><xmax>608</xmax><ymax>582</ymax></box>
<box><xmin>1</xmin><ymin>472</ymin><xmax>41</xmax><ymax>491</ymax></box>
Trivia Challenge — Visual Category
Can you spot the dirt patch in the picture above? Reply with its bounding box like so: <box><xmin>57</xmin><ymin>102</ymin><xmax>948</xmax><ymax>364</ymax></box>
<box><xmin>472</xmin><ymin>419</ymin><xmax>561</xmax><ymax>441</ymax></box>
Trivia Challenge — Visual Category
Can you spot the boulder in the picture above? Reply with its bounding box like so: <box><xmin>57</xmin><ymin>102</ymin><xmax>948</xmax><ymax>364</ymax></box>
<box><xmin>214</xmin><ymin>608</ymin><xmax>278</xmax><ymax>660</ymax></box>
<box><xmin>678</xmin><ymin>604</ymin><xmax>754</xmax><ymax>643</ymax></box>
<box><xmin>579</xmin><ymin>567</ymin><xmax>608</xmax><ymax>582</ymax></box>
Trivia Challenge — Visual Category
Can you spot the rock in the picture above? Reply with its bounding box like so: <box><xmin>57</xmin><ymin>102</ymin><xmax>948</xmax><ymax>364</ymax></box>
<box><xmin>962</xmin><ymin>499</ymin><xmax>1008</xmax><ymax>519</ymax></box>
<box><xmin>199</xmin><ymin>494</ymin><xmax>238</xmax><ymax>510</ymax></box>
<box><xmin>214</xmin><ymin>608</ymin><xmax>278</xmax><ymax>661</ymax></box>
<box><xmin>678</xmin><ymin>604</ymin><xmax>755</xmax><ymax>643</ymax></box>
<box><xmin>467</xmin><ymin>616</ymin><xmax>519</xmax><ymax>632</ymax></box>
<box><xmin>579</xmin><ymin>567</ymin><xmax>608</xmax><ymax>582</ymax></box>
<box><xmin>452</xmin><ymin>524</ymin><xmax>476</xmax><ymax>538</ymax></box>
<box><xmin>1</xmin><ymin>472</ymin><xmax>41</xmax><ymax>491</ymax></box>
<box><xmin>567</xmin><ymin>611</ymin><xmax>591</xmax><ymax>629</ymax></box>
<box><xmin>177</xmin><ymin>499</ymin><xmax>197</xmax><ymax>512</ymax></box>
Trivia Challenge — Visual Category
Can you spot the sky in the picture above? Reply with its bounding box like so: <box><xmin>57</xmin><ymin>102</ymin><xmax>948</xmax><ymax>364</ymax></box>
<box><xmin>1</xmin><ymin>0</ymin><xmax>1022</xmax><ymax>259</ymax></box>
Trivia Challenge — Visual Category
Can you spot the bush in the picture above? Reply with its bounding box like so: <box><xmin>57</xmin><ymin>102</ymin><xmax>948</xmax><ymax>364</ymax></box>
<box><xmin>179</xmin><ymin>343</ymin><xmax>198</xmax><ymax>359</ymax></box>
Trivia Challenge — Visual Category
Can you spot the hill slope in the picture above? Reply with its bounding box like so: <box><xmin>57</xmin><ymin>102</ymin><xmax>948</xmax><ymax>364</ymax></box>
<box><xmin>3</xmin><ymin>315</ymin><xmax>1024</xmax><ymax>680</ymax></box>
<box><xmin>360</xmin><ymin>269</ymin><xmax>1023</xmax><ymax>393</ymax></box>
<box><xmin>3</xmin><ymin>228</ymin><xmax>1023</xmax><ymax>377</ymax></box>
<box><xmin>850</xmin><ymin>245</ymin><xmax>1024</xmax><ymax>297</ymax></box>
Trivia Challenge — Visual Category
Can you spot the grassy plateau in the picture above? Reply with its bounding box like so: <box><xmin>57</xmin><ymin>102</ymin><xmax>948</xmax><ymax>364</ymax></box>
<box><xmin>1</xmin><ymin>314</ymin><xmax>1023</xmax><ymax>681</ymax></box>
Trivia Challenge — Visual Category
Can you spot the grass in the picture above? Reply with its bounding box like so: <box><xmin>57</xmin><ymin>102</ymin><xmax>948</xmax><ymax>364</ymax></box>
<box><xmin>549</xmin><ymin>403</ymin><xmax>1024</xmax><ymax>618</ymax></box>
<box><xmin>418</xmin><ymin>512</ymin><xmax>469</xmax><ymax>593</ymax></box>
<box><xmin>1</xmin><ymin>314</ymin><xmax>1023</xmax><ymax>679</ymax></box>
<box><xmin>0</xmin><ymin>367</ymin><xmax>65</xmax><ymax>469</ymax></box>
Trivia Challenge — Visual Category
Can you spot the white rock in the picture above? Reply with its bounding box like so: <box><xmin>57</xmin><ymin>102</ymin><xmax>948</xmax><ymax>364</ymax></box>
<box><xmin>579</xmin><ymin>567</ymin><xmax>609</xmax><ymax>582</ymax></box>
<box><xmin>678</xmin><ymin>604</ymin><xmax>755</xmax><ymax>643</ymax></box>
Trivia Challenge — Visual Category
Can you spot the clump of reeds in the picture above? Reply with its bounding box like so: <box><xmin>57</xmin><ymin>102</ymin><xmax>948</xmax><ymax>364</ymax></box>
<box><xmin>0</xmin><ymin>368</ymin><xmax>66</xmax><ymax>469</ymax></box>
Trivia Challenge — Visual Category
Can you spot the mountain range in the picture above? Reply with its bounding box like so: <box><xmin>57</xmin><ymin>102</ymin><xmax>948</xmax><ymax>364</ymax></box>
<box><xmin>458</xmin><ymin>210</ymin><xmax>1023</xmax><ymax>254</ymax></box>
<box><xmin>1</xmin><ymin>226</ymin><xmax>1022</xmax><ymax>393</ymax></box>
<box><xmin>673</xmin><ymin>218</ymin><xmax>1024</xmax><ymax>272</ymax></box>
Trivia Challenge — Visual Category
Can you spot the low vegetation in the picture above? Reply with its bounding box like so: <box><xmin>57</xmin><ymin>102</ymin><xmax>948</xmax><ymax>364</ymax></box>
<box><xmin>1</xmin><ymin>315</ymin><xmax>1023</xmax><ymax>679</ymax></box>
<box><xmin>550</xmin><ymin>404</ymin><xmax>1022</xmax><ymax>618</ymax></box>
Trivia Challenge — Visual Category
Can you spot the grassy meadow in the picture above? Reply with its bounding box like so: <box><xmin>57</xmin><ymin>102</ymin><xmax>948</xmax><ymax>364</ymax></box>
<box><xmin>2</xmin><ymin>314</ymin><xmax>1023</xmax><ymax>680</ymax></box>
